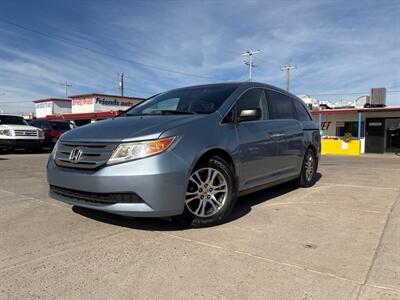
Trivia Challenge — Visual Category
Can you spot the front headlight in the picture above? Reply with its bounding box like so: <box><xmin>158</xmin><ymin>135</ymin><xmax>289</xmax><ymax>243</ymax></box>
<box><xmin>108</xmin><ymin>136</ymin><xmax>176</xmax><ymax>165</ymax></box>
<box><xmin>38</xmin><ymin>129</ymin><xmax>44</xmax><ymax>138</ymax></box>
<box><xmin>0</xmin><ymin>128</ymin><xmax>12</xmax><ymax>136</ymax></box>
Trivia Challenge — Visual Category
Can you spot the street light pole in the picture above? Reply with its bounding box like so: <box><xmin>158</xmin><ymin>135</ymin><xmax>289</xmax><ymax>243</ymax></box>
<box><xmin>60</xmin><ymin>81</ymin><xmax>72</xmax><ymax>98</ymax></box>
<box><xmin>280</xmin><ymin>64</ymin><xmax>297</xmax><ymax>91</ymax></box>
<box><xmin>242</xmin><ymin>50</ymin><xmax>260</xmax><ymax>81</ymax></box>
<box><xmin>0</xmin><ymin>92</ymin><xmax>5</xmax><ymax>114</ymax></box>
<box><xmin>119</xmin><ymin>72</ymin><xmax>124</xmax><ymax>96</ymax></box>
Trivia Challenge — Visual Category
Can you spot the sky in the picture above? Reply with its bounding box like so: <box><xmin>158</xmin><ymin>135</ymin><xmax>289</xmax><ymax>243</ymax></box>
<box><xmin>0</xmin><ymin>0</ymin><xmax>399</xmax><ymax>114</ymax></box>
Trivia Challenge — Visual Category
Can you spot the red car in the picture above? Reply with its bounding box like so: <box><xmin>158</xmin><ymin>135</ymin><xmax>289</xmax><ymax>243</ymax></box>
<box><xmin>30</xmin><ymin>120</ymin><xmax>76</xmax><ymax>148</ymax></box>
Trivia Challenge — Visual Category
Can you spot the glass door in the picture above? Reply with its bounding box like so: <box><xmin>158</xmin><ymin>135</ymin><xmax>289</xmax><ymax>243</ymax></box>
<box><xmin>386</xmin><ymin>118</ymin><xmax>400</xmax><ymax>152</ymax></box>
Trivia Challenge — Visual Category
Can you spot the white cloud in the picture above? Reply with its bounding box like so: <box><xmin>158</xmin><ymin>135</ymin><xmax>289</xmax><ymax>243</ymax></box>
<box><xmin>0</xmin><ymin>0</ymin><xmax>399</xmax><ymax>114</ymax></box>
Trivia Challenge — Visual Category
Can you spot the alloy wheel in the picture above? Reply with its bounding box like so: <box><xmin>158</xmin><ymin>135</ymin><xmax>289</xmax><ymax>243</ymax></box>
<box><xmin>305</xmin><ymin>154</ymin><xmax>314</xmax><ymax>182</ymax></box>
<box><xmin>185</xmin><ymin>167</ymin><xmax>228</xmax><ymax>218</ymax></box>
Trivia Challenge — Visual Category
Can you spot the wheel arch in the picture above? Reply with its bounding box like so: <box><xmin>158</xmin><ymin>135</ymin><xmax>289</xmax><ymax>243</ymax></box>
<box><xmin>191</xmin><ymin>148</ymin><xmax>236</xmax><ymax>176</ymax></box>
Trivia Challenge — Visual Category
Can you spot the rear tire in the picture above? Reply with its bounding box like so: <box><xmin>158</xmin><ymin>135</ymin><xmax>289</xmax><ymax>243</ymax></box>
<box><xmin>177</xmin><ymin>156</ymin><xmax>237</xmax><ymax>228</ymax></box>
<box><xmin>299</xmin><ymin>148</ymin><xmax>317</xmax><ymax>187</ymax></box>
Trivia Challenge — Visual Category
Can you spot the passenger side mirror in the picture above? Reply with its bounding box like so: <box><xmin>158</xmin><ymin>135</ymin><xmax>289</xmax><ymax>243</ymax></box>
<box><xmin>238</xmin><ymin>108</ymin><xmax>261</xmax><ymax>122</ymax></box>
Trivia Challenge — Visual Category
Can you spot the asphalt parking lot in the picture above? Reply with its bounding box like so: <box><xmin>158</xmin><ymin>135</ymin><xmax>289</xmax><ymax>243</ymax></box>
<box><xmin>0</xmin><ymin>153</ymin><xmax>399</xmax><ymax>299</ymax></box>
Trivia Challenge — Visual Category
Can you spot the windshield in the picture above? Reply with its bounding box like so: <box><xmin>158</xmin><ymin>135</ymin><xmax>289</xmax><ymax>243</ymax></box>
<box><xmin>0</xmin><ymin>115</ymin><xmax>29</xmax><ymax>126</ymax></box>
<box><xmin>50</xmin><ymin>121</ymin><xmax>75</xmax><ymax>131</ymax></box>
<box><xmin>125</xmin><ymin>85</ymin><xmax>238</xmax><ymax>116</ymax></box>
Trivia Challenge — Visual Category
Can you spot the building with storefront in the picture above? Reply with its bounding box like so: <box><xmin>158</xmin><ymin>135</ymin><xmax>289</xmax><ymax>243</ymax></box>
<box><xmin>34</xmin><ymin>93</ymin><xmax>144</xmax><ymax>126</ymax></box>
<box><xmin>311</xmin><ymin>107</ymin><xmax>400</xmax><ymax>153</ymax></box>
<box><xmin>33</xmin><ymin>98</ymin><xmax>72</xmax><ymax>118</ymax></box>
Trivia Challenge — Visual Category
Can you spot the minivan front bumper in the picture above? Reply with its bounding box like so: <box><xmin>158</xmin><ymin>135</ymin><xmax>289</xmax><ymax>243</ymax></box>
<box><xmin>47</xmin><ymin>151</ymin><xmax>189</xmax><ymax>217</ymax></box>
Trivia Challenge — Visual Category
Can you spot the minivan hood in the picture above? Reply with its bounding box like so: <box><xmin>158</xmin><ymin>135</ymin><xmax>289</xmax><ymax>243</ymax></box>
<box><xmin>60</xmin><ymin>115</ymin><xmax>204</xmax><ymax>143</ymax></box>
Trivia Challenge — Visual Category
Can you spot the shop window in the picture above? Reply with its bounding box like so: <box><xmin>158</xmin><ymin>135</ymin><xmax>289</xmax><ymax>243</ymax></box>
<box><xmin>336</xmin><ymin>121</ymin><xmax>364</xmax><ymax>138</ymax></box>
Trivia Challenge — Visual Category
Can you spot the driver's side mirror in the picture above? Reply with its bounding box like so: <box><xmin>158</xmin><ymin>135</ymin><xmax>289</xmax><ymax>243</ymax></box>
<box><xmin>237</xmin><ymin>108</ymin><xmax>261</xmax><ymax>122</ymax></box>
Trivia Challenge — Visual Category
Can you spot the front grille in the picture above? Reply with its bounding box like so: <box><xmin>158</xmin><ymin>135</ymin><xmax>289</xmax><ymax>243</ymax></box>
<box><xmin>14</xmin><ymin>130</ymin><xmax>37</xmax><ymax>137</ymax></box>
<box><xmin>54</xmin><ymin>142</ymin><xmax>117</xmax><ymax>169</ymax></box>
<box><xmin>50</xmin><ymin>185</ymin><xmax>143</xmax><ymax>204</ymax></box>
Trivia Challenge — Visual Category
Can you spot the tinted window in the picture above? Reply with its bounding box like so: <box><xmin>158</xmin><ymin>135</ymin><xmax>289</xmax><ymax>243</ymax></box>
<box><xmin>236</xmin><ymin>89</ymin><xmax>269</xmax><ymax>120</ymax></box>
<box><xmin>0</xmin><ymin>115</ymin><xmax>29</xmax><ymax>125</ymax></box>
<box><xmin>268</xmin><ymin>90</ymin><xmax>295</xmax><ymax>119</ymax></box>
<box><xmin>126</xmin><ymin>85</ymin><xmax>238</xmax><ymax>115</ymax></box>
<box><xmin>294</xmin><ymin>100</ymin><xmax>312</xmax><ymax>121</ymax></box>
<box><xmin>50</xmin><ymin>121</ymin><xmax>74</xmax><ymax>131</ymax></box>
<box><xmin>143</xmin><ymin>98</ymin><xmax>179</xmax><ymax>113</ymax></box>
<box><xmin>39</xmin><ymin>121</ymin><xmax>48</xmax><ymax>129</ymax></box>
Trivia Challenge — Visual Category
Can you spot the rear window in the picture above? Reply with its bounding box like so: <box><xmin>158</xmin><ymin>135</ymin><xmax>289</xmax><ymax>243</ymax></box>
<box><xmin>294</xmin><ymin>100</ymin><xmax>312</xmax><ymax>121</ymax></box>
<box><xmin>50</xmin><ymin>121</ymin><xmax>75</xmax><ymax>131</ymax></box>
<box><xmin>268</xmin><ymin>90</ymin><xmax>296</xmax><ymax>119</ymax></box>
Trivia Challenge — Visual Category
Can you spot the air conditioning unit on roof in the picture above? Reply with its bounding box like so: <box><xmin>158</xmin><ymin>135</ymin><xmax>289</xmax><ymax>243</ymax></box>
<box><xmin>365</xmin><ymin>88</ymin><xmax>386</xmax><ymax>108</ymax></box>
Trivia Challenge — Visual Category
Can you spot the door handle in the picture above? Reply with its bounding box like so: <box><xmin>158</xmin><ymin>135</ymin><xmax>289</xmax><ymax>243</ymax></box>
<box><xmin>271</xmin><ymin>133</ymin><xmax>285</xmax><ymax>139</ymax></box>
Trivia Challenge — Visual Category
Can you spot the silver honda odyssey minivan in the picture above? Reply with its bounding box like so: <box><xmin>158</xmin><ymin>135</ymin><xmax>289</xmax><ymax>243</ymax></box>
<box><xmin>48</xmin><ymin>82</ymin><xmax>320</xmax><ymax>227</ymax></box>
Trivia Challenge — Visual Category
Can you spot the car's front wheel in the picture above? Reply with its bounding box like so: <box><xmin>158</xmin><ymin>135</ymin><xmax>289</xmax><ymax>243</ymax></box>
<box><xmin>179</xmin><ymin>156</ymin><xmax>237</xmax><ymax>227</ymax></box>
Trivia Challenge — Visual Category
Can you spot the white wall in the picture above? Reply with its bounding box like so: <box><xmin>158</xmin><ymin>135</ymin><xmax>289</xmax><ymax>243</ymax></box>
<box><xmin>71</xmin><ymin>97</ymin><xmax>95</xmax><ymax>113</ymax></box>
<box><xmin>53</xmin><ymin>101</ymin><xmax>71</xmax><ymax>115</ymax></box>
<box><xmin>35</xmin><ymin>102</ymin><xmax>53</xmax><ymax>118</ymax></box>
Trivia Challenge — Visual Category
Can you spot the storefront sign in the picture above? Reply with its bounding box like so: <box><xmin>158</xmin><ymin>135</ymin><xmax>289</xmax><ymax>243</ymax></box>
<box><xmin>72</xmin><ymin>98</ymin><xmax>94</xmax><ymax>106</ymax></box>
<box><xmin>35</xmin><ymin>102</ymin><xmax>53</xmax><ymax>118</ymax></box>
<box><xmin>321</xmin><ymin>121</ymin><xmax>331</xmax><ymax>130</ymax></box>
<box><xmin>95</xmin><ymin>97</ymin><xmax>135</xmax><ymax>107</ymax></box>
<box><xmin>369</xmin><ymin>122</ymin><xmax>382</xmax><ymax>126</ymax></box>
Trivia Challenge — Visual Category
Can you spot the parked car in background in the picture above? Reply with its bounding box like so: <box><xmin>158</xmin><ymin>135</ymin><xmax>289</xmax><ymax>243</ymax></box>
<box><xmin>48</xmin><ymin>82</ymin><xmax>320</xmax><ymax>227</ymax></box>
<box><xmin>0</xmin><ymin>114</ymin><xmax>44</xmax><ymax>152</ymax></box>
<box><xmin>30</xmin><ymin>120</ymin><xmax>76</xmax><ymax>148</ymax></box>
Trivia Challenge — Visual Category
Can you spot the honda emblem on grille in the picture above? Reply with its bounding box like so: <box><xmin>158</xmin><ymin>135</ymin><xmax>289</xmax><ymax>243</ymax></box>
<box><xmin>69</xmin><ymin>148</ymin><xmax>83</xmax><ymax>163</ymax></box>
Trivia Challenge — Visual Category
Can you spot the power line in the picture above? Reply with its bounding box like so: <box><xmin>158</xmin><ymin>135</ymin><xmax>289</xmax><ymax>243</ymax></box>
<box><xmin>307</xmin><ymin>90</ymin><xmax>400</xmax><ymax>97</ymax></box>
<box><xmin>1</xmin><ymin>89</ymin><xmax>399</xmax><ymax>106</ymax></box>
<box><xmin>280</xmin><ymin>64</ymin><xmax>296</xmax><ymax>92</ymax></box>
<box><xmin>0</xmin><ymin>91</ymin><xmax>5</xmax><ymax>114</ymax></box>
<box><xmin>0</xmin><ymin>18</ymin><xmax>213</xmax><ymax>80</ymax></box>
<box><xmin>242</xmin><ymin>50</ymin><xmax>260</xmax><ymax>81</ymax></box>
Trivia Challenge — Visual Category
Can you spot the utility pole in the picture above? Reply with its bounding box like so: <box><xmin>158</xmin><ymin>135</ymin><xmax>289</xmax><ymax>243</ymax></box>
<box><xmin>280</xmin><ymin>64</ymin><xmax>296</xmax><ymax>91</ymax></box>
<box><xmin>0</xmin><ymin>91</ymin><xmax>5</xmax><ymax>114</ymax></box>
<box><xmin>60</xmin><ymin>81</ymin><xmax>72</xmax><ymax>98</ymax></box>
<box><xmin>242</xmin><ymin>50</ymin><xmax>260</xmax><ymax>81</ymax></box>
<box><xmin>119</xmin><ymin>72</ymin><xmax>124</xmax><ymax>96</ymax></box>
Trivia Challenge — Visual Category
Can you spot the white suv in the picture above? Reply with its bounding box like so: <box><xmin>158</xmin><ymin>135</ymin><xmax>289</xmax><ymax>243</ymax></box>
<box><xmin>0</xmin><ymin>115</ymin><xmax>45</xmax><ymax>152</ymax></box>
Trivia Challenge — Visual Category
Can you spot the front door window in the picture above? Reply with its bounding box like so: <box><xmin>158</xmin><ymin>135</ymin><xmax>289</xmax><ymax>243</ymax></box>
<box><xmin>386</xmin><ymin>118</ymin><xmax>400</xmax><ymax>152</ymax></box>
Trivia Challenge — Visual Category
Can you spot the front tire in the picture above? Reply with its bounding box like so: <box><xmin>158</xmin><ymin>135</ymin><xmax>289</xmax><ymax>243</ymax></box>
<box><xmin>299</xmin><ymin>148</ymin><xmax>318</xmax><ymax>187</ymax></box>
<box><xmin>178</xmin><ymin>156</ymin><xmax>237</xmax><ymax>228</ymax></box>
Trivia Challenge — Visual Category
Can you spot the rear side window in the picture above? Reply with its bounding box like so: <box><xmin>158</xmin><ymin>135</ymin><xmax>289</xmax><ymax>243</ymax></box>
<box><xmin>294</xmin><ymin>100</ymin><xmax>312</xmax><ymax>121</ymax></box>
<box><xmin>40</xmin><ymin>121</ymin><xmax>48</xmax><ymax>129</ymax></box>
<box><xmin>268</xmin><ymin>90</ymin><xmax>296</xmax><ymax>119</ymax></box>
<box><xmin>236</xmin><ymin>88</ymin><xmax>269</xmax><ymax>120</ymax></box>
